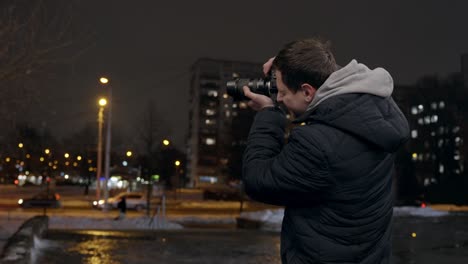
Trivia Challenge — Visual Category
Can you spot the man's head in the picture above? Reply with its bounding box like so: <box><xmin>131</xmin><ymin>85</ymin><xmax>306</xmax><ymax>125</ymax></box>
<box><xmin>272</xmin><ymin>38</ymin><xmax>338</xmax><ymax>115</ymax></box>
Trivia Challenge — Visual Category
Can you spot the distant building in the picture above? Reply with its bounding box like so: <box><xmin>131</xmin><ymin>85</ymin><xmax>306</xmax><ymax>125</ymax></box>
<box><xmin>394</xmin><ymin>56</ymin><xmax>468</xmax><ymax>204</ymax></box>
<box><xmin>186</xmin><ymin>58</ymin><xmax>261</xmax><ymax>187</ymax></box>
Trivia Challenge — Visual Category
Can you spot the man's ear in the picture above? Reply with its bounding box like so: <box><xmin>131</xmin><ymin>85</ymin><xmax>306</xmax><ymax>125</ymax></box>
<box><xmin>301</xmin><ymin>83</ymin><xmax>316</xmax><ymax>103</ymax></box>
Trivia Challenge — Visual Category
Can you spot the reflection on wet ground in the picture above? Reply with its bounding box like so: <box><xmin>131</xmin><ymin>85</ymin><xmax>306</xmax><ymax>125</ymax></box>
<box><xmin>38</xmin><ymin>229</ymin><xmax>281</xmax><ymax>264</ymax></box>
<box><xmin>392</xmin><ymin>214</ymin><xmax>468</xmax><ymax>264</ymax></box>
<box><xmin>36</xmin><ymin>214</ymin><xmax>468</xmax><ymax>264</ymax></box>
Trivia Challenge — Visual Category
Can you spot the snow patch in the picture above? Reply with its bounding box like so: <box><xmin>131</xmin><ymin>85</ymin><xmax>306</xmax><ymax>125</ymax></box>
<box><xmin>48</xmin><ymin>216</ymin><xmax>183</xmax><ymax>230</ymax></box>
<box><xmin>393</xmin><ymin>206</ymin><xmax>450</xmax><ymax>217</ymax></box>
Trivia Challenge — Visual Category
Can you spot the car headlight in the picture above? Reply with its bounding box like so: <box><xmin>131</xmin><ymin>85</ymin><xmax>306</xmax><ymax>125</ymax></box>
<box><xmin>98</xmin><ymin>200</ymin><xmax>105</xmax><ymax>205</ymax></box>
<box><xmin>18</xmin><ymin>199</ymin><xmax>23</xmax><ymax>205</ymax></box>
<box><xmin>93</xmin><ymin>201</ymin><xmax>98</xmax><ymax>206</ymax></box>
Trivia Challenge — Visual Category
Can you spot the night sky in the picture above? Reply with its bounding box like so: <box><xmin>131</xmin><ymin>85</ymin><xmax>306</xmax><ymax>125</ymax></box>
<box><xmin>37</xmin><ymin>0</ymin><xmax>468</xmax><ymax>150</ymax></box>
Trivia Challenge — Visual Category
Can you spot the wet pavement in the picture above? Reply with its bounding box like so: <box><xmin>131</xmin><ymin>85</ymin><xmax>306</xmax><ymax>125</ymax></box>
<box><xmin>35</xmin><ymin>214</ymin><xmax>468</xmax><ymax>264</ymax></box>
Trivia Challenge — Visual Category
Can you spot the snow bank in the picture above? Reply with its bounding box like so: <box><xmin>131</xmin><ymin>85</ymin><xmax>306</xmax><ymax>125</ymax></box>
<box><xmin>238</xmin><ymin>209</ymin><xmax>284</xmax><ymax>231</ymax></box>
<box><xmin>393</xmin><ymin>206</ymin><xmax>449</xmax><ymax>217</ymax></box>
<box><xmin>236</xmin><ymin>206</ymin><xmax>450</xmax><ymax>232</ymax></box>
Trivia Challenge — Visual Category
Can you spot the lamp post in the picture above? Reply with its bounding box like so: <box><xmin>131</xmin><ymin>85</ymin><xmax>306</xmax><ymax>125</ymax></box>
<box><xmin>96</xmin><ymin>98</ymin><xmax>107</xmax><ymax>201</ymax></box>
<box><xmin>175</xmin><ymin>160</ymin><xmax>181</xmax><ymax>200</ymax></box>
<box><xmin>100</xmin><ymin>77</ymin><xmax>112</xmax><ymax>211</ymax></box>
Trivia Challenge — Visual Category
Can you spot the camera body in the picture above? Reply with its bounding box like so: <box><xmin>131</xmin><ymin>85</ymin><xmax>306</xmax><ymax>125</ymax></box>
<box><xmin>226</xmin><ymin>73</ymin><xmax>278</xmax><ymax>100</ymax></box>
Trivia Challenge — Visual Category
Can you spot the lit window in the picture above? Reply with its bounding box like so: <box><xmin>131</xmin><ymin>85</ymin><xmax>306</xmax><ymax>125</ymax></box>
<box><xmin>207</xmin><ymin>90</ymin><xmax>218</xmax><ymax>97</ymax></box>
<box><xmin>439</xmin><ymin>164</ymin><xmax>444</xmax><ymax>174</ymax></box>
<box><xmin>418</xmin><ymin>105</ymin><xmax>424</xmax><ymax>113</ymax></box>
<box><xmin>452</xmin><ymin>126</ymin><xmax>460</xmax><ymax>133</ymax></box>
<box><xmin>424</xmin><ymin>116</ymin><xmax>431</xmax><ymax>124</ymax></box>
<box><xmin>411</xmin><ymin>106</ymin><xmax>418</xmax><ymax>115</ymax></box>
<box><xmin>225</xmin><ymin>111</ymin><xmax>231</xmax><ymax>117</ymax></box>
<box><xmin>205</xmin><ymin>138</ymin><xmax>216</xmax><ymax>145</ymax></box>
<box><xmin>199</xmin><ymin>176</ymin><xmax>218</xmax><ymax>184</ymax></box>
<box><xmin>438</xmin><ymin>139</ymin><xmax>444</xmax><ymax>147</ymax></box>
<box><xmin>423</xmin><ymin>178</ymin><xmax>430</xmax><ymax>186</ymax></box>
<box><xmin>239</xmin><ymin>102</ymin><xmax>248</xmax><ymax>109</ymax></box>
<box><xmin>455</xmin><ymin>169</ymin><xmax>460</xmax><ymax>174</ymax></box>
<box><xmin>430</xmin><ymin>102</ymin><xmax>438</xmax><ymax>110</ymax></box>
<box><xmin>431</xmin><ymin>131</ymin><xmax>436</xmax><ymax>137</ymax></box>
<box><xmin>418</xmin><ymin>118</ymin><xmax>424</xmax><ymax>125</ymax></box>
<box><xmin>431</xmin><ymin>115</ymin><xmax>438</xmax><ymax>123</ymax></box>
<box><xmin>412</xmin><ymin>153</ymin><xmax>418</xmax><ymax>161</ymax></box>
<box><xmin>223</xmin><ymin>93</ymin><xmax>228</xmax><ymax>99</ymax></box>
<box><xmin>232</xmin><ymin>103</ymin><xmax>238</xmax><ymax>108</ymax></box>
<box><xmin>205</xmin><ymin>119</ymin><xmax>216</xmax><ymax>125</ymax></box>
<box><xmin>205</xmin><ymin>109</ymin><xmax>215</xmax><ymax>116</ymax></box>
<box><xmin>439</xmin><ymin>101</ymin><xmax>445</xmax><ymax>109</ymax></box>
<box><xmin>411</xmin><ymin>130</ymin><xmax>418</xmax><ymax>138</ymax></box>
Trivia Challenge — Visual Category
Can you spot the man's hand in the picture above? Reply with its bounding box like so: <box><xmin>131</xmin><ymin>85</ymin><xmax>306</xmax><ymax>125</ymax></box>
<box><xmin>243</xmin><ymin>86</ymin><xmax>274</xmax><ymax>111</ymax></box>
<box><xmin>263</xmin><ymin>57</ymin><xmax>275</xmax><ymax>76</ymax></box>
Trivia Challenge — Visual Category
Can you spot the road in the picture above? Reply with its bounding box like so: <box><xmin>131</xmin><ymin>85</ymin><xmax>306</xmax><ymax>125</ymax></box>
<box><xmin>0</xmin><ymin>184</ymin><xmax>280</xmax><ymax>217</ymax></box>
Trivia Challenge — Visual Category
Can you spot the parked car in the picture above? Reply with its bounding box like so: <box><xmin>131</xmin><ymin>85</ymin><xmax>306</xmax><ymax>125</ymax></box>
<box><xmin>93</xmin><ymin>192</ymin><xmax>147</xmax><ymax>211</ymax></box>
<box><xmin>202</xmin><ymin>186</ymin><xmax>244</xmax><ymax>201</ymax></box>
<box><xmin>18</xmin><ymin>192</ymin><xmax>61</xmax><ymax>208</ymax></box>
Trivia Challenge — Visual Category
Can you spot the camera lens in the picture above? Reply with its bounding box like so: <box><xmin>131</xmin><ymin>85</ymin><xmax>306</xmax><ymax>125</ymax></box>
<box><xmin>226</xmin><ymin>78</ymin><xmax>277</xmax><ymax>100</ymax></box>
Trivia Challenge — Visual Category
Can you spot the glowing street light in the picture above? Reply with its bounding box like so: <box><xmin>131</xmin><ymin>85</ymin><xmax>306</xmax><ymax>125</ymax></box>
<box><xmin>163</xmin><ymin>139</ymin><xmax>170</xmax><ymax>146</ymax></box>
<box><xmin>175</xmin><ymin>160</ymin><xmax>181</xmax><ymax>166</ymax></box>
<box><xmin>126</xmin><ymin>151</ymin><xmax>132</xmax><ymax>157</ymax></box>
<box><xmin>99</xmin><ymin>77</ymin><xmax>109</xmax><ymax>84</ymax></box>
<box><xmin>99</xmin><ymin>98</ymin><xmax>107</xmax><ymax>106</ymax></box>
<box><xmin>18</xmin><ymin>143</ymin><xmax>24</xmax><ymax>148</ymax></box>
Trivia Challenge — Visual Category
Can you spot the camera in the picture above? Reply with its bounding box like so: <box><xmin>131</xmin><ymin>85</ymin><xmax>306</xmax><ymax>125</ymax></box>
<box><xmin>226</xmin><ymin>73</ymin><xmax>277</xmax><ymax>100</ymax></box>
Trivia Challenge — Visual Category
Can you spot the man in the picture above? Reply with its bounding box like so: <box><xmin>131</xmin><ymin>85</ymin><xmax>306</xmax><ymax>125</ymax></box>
<box><xmin>115</xmin><ymin>196</ymin><xmax>126</xmax><ymax>220</ymax></box>
<box><xmin>242</xmin><ymin>38</ymin><xmax>409</xmax><ymax>263</ymax></box>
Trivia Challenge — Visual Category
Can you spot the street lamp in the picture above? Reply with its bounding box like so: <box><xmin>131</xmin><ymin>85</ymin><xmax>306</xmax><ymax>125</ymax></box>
<box><xmin>101</xmin><ymin>77</ymin><xmax>112</xmax><ymax>211</ymax></box>
<box><xmin>96</xmin><ymin>97</ymin><xmax>107</xmax><ymax>201</ymax></box>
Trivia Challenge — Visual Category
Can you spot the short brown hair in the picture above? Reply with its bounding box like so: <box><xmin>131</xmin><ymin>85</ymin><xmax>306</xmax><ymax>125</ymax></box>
<box><xmin>272</xmin><ymin>38</ymin><xmax>338</xmax><ymax>92</ymax></box>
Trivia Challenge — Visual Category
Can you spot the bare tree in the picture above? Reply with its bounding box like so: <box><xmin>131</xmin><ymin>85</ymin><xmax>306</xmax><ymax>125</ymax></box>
<box><xmin>0</xmin><ymin>0</ymin><xmax>94</xmax><ymax>135</ymax></box>
<box><xmin>135</xmin><ymin>100</ymin><xmax>171</xmax><ymax>159</ymax></box>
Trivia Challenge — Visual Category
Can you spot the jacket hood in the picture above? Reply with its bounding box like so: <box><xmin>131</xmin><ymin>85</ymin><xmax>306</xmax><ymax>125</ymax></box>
<box><xmin>307</xmin><ymin>59</ymin><xmax>393</xmax><ymax>111</ymax></box>
<box><xmin>296</xmin><ymin>60</ymin><xmax>409</xmax><ymax>152</ymax></box>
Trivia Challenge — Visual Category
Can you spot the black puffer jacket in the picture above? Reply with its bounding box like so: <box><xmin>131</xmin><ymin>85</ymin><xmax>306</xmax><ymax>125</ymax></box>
<box><xmin>243</xmin><ymin>92</ymin><xmax>409</xmax><ymax>263</ymax></box>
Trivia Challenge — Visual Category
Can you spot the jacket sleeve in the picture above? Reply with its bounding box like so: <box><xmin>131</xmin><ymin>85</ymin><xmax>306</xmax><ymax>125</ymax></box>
<box><xmin>242</xmin><ymin>107</ymin><xmax>333</xmax><ymax>206</ymax></box>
